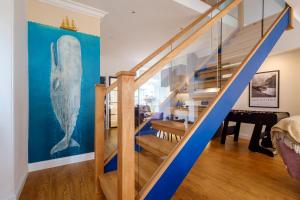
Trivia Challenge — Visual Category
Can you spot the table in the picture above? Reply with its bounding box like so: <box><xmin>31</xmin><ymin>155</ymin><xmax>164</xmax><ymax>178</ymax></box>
<box><xmin>220</xmin><ymin>110</ymin><xmax>290</xmax><ymax>157</ymax></box>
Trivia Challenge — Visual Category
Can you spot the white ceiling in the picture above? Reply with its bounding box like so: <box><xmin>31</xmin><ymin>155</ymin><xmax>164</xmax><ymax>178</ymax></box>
<box><xmin>75</xmin><ymin>0</ymin><xmax>300</xmax><ymax>76</ymax></box>
<box><xmin>75</xmin><ymin>0</ymin><xmax>199</xmax><ymax>76</ymax></box>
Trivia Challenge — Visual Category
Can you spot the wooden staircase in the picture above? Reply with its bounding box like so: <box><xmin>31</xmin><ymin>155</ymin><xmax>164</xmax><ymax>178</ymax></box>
<box><xmin>136</xmin><ymin>135</ymin><xmax>176</xmax><ymax>157</ymax></box>
<box><xmin>100</xmin><ymin>151</ymin><xmax>163</xmax><ymax>199</ymax></box>
<box><xmin>95</xmin><ymin>1</ymin><xmax>293</xmax><ymax>199</ymax></box>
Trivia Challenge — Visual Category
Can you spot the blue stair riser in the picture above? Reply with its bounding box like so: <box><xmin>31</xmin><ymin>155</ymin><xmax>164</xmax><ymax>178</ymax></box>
<box><xmin>145</xmin><ymin>8</ymin><xmax>290</xmax><ymax>200</ymax></box>
<box><xmin>104</xmin><ymin>120</ymin><xmax>159</xmax><ymax>173</ymax></box>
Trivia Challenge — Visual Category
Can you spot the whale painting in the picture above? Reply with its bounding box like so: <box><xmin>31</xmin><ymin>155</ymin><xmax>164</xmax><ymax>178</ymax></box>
<box><xmin>50</xmin><ymin>35</ymin><xmax>82</xmax><ymax>155</ymax></box>
<box><xmin>28</xmin><ymin>22</ymin><xmax>100</xmax><ymax>163</ymax></box>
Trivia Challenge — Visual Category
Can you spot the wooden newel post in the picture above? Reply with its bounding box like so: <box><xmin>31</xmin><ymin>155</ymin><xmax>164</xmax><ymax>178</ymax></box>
<box><xmin>94</xmin><ymin>84</ymin><xmax>106</xmax><ymax>193</ymax></box>
<box><xmin>116</xmin><ymin>71</ymin><xmax>136</xmax><ymax>200</ymax></box>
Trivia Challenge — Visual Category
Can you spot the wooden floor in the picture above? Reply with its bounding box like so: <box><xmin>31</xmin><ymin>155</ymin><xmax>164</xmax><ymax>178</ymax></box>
<box><xmin>20</xmin><ymin>138</ymin><xmax>300</xmax><ymax>200</ymax></box>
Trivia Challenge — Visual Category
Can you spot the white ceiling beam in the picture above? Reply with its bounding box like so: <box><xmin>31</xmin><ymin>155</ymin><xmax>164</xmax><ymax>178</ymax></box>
<box><xmin>173</xmin><ymin>0</ymin><xmax>211</xmax><ymax>13</ymax></box>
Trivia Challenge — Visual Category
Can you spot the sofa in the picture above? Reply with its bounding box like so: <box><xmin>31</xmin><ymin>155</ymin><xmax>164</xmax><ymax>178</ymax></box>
<box><xmin>271</xmin><ymin>116</ymin><xmax>300</xmax><ymax>180</ymax></box>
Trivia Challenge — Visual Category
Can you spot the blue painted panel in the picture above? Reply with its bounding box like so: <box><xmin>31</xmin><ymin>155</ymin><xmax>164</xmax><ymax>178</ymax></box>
<box><xmin>28</xmin><ymin>22</ymin><xmax>100</xmax><ymax>163</ymax></box>
<box><xmin>104</xmin><ymin>154</ymin><xmax>118</xmax><ymax>172</ymax></box>
<box><xmin>104</xmin><ymin>120</ymin><xmax>157</xmax><ymax>172</ymax></box>
<box><xmin>138</xmin><ymin>121</ymin><xmax>159</xmax><ymax>136</ymax></box>
<box><xmin>145</xmin><ymin>9</ymin><xmax>290</xmax><ymax>200</ymax></box>
<box><xmin>104</xmin><ymin>143</ymin><xmax>144</xmax><ymax>173</ymax></box>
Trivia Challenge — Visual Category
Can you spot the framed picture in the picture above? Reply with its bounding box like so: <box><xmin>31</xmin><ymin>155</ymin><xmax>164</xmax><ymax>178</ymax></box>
<box><xmin>28</xmin><ymin>22</ymin><xmax>100</xmax><ymax>162</ymax></box>
<box><xmin>249</xmin><ymin>70</ymin><xmax>279</xmax><ymax>108</ymax></box>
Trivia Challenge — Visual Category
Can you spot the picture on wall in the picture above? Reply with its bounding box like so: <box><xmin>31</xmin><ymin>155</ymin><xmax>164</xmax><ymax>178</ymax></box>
<box><xmin>28</xmin><ymin>21</ymin><xmax>100</xmax><ymax>163</ymax></box>
<box><xmin>249</xmin><ymin>70</ymin><xmax>279</xmax><ymax>108</ymax></box>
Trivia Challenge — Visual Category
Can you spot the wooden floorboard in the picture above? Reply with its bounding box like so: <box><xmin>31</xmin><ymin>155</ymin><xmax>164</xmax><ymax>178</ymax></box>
<box><xmin>173</xmin><ymin>139</ymin><xmax>300</xmax><ymax>200</ymax></box>
<box><xmin>20</xmin><ymin>138</ymin><xmax>300</xmax><ymax>200</ymax></box>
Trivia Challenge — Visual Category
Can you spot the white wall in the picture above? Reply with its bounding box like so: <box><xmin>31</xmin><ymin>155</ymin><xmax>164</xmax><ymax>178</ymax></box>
<box><xmin>0</xmin><ymin>1</ymin><xmax>15</xmax><ymax>199</ymax></box>
<box><xmin>28</xmin><ymin>0</ymin><xmax>101</xmax><ymax>36</ymax></box>
<box><xmin>233</xmin><ymin>49</ymin><xmax>300</xmax><ymax>139</ymax></box>
<box><xmin>13</xmin><ymin>0</ymin><xmax>29</xmax><ymax>197</ymax></box>
<box><xmin>0</xmin><ymin>0</ymin><xmax>28</xmax><ymax>199</ymax></box>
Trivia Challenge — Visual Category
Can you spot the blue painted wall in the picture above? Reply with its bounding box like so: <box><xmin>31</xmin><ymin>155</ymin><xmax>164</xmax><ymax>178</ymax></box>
<box><xmin>28</xmin><ymin>22</ymin><xmax>100</xmax><ymax>163</ymax></box>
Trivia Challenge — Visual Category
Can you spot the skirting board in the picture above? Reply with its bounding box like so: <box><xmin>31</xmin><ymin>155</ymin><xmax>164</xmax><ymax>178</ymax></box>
<box><xmin>16</xmin><ymin>172</ymin><xmax>28</xmax><ymax>200</ymax></box>
<box><xmin>238</xmin><ymin>133</ymin><xmax>251</xmax><ymax>140</ymax></box>
<box><xmin>29</xmin><ymin>152</ymin><xmax>94</xmax><ymax>172</ymax></box>
<box><xmin>226</xmin><ymin>134</ymin><xmax>251</xmax><ymax>140</ymax></box>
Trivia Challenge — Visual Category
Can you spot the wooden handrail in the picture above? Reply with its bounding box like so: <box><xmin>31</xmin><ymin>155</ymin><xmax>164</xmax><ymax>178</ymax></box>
<box><xmin>138</xmin><ymin>6</ymin><xmax>290</xmax><ymax>199</ymax></box>
<box><xmin>106</xmin><ymin>80</ymin><xmax>117</xmax><ymax>94</ymax></box>
<box><xmin>133</xmin><ymin>0</ymin><xmax>242</xmax><ymax>91</ymax></box>
<box><xmin>105</xmin><ymin>0</ymin><xmax>227</xmax><ymax>94</ymax></box>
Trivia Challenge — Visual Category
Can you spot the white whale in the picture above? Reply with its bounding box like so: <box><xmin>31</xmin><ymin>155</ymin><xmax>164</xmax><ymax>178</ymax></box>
<box><xmin>50</xmin><ymin>35</ymin><xmax>82</xmax><ymax>155</ymax></box>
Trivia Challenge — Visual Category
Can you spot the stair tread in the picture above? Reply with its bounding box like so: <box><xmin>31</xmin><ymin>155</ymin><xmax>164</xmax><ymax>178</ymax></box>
<box><xmin>151</xmin><ymin>120</ymin><xmax>191</xmax><ymax>137</ymax></box>
<box><xmin>206</xmin><ymin>55</ymin><xmax>246</xmax><ymax>68</ymax></box>
<box><xmin>194</xmin><ymin>77</ymin><xmax>230</xmax><ymax>84</ymax></box>
<box><xmin>171</xmin><ymin>107</ymin><xmax>207</xmax><ymax>117</ymax></box>
<box><xmin>99</xmin><ymin>171</ymin><xmax>118</xmax><ymax>200</ymax></box>
<box><xmin>190</xmin><ymin>91</ymin><xmax>218</xmax><ymax>99</ymax></box>
<box><xmin>223</xmin><ymin>37</ymin><xmax>259</xmax><ymax>51</ymax></box>
<box><xmin>100</xmin><ymin>152</ymin><xmax>162</xmax><ymax>198</ymax></box>
<box><xmin>191</xmin><ymin>93</ymin><xmax>217</xmax><ymax>100</ymax></box>
<box><xmin>222</xmin><ymin>51</ymin><xmax>249</xmax><ymax>60</ymax></box>
<box><xmin>171</xmin><ymin>106</ymin><xmax>207</xmax><ymax>111</ymax></box>
<box><xmin>136</xmin><ymin>135</ymin><xmax>176</xmax><ymax>157</ymax></box>
<box><xmin>191</xmin><ymin>78</ymin><xmax>229</xmax><ymax>90</ymax></box>
<box><xmin>195</xmin><ymin>61</ymin><xmax>239</xmax><ymax>71</ymax></box>
<box><xmin>195</xmin><ymin>65</ymin><xmax>238</xmax><ymax>79</ymax></box>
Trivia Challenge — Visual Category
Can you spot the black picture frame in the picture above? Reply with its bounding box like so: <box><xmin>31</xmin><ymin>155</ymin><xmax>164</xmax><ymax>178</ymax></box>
<box><xmin>249</xmin><ymin>70</ymin><xmax>280</xmax><ymax>108</ymax></box>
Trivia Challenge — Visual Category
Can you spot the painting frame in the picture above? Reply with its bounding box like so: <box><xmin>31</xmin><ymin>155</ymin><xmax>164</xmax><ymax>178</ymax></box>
<box><xmin>249</xmin><ymin>70</ymin><xmax>280</xmax><ymax>108</ymax></box>
<box><xmin>28</xmin><ymin>21</ymin><xmax>100</xmax><ymax>163</ymax></box>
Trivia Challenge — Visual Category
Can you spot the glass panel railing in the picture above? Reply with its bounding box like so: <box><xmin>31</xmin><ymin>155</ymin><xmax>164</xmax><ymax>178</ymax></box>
<box><xmin>133</xmin><ymin>0</ymin><xmax>287</xmax><ymax>194</ymax></box>
<box><xmin>105</xmin><ymin>0</ymin><xmax>238</xmax><ymax>166</ymax></box>
<box><xmin>135</xmin><ymin>0</ymin><xmax>234</xmax><ymax>78</ymax></box>
<box><xmin>104</xmin><ymin>83</ymin><xmax>118</xmax><ymax>161</ymax></box>
<box><xmin>263</xmin><ymin>0</ymin><xmax>286</xmax><ymax>34</ymax></box>
<box><xmin>135</xmin><ymin>0</ymin><xmax>240</xmax><ymax>194</ymax></box>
